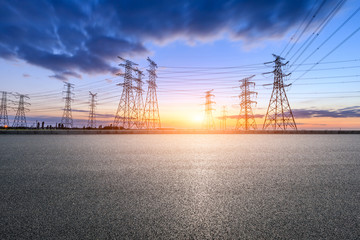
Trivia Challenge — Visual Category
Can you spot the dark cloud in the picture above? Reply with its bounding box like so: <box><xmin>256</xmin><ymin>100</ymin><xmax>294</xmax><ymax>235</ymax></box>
<box><xmin>23</xmin><ymin>115</ymin><xmax>112</xmax><ymax>127</ymax></box>
<box><xmin>70</xmin><ymin>109</ymin><xmax>88</xmax><ymax>113</ymax></box>
<box><xmin>220</xmin><ymin>106</ymin><xmax>360</xmax><ymax>119</ymax></box>
<box><xmin>293</xmin><ymin>106</ymin><xmax>360</xmax><ymax>118</ymax></box>
<box><xmin>96</xmin><ymin>113</ymin><xmax>115</xmax><ymax>119</ymax></box>
<box><xmin>0</xmin><ymin>0</ymin><xmax>335</xmax><ymax>80</ymax></box>
<box><xmin>65</xmin><ymin>110</ymin><xmax>114</xmax><ymax>118</ymax></box>
<box><xmin>49</xmin><ymin>71</ymin><xmax>82</xmax><ymax>81</ymax></box>
<box><xmin>23</xmin><ymin>116</ymin><xmax>62</xmax><ymax>126</ymax></box>
<box><xmin>23</xmin><ymin>74</ymin><xmax>30</xmax><ymax>78</ymax></box>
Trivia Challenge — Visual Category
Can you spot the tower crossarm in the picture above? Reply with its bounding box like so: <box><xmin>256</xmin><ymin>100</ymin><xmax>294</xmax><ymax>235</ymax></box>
<box><xmin>147</xmin><ymin>57</ymin><xmax>157</xmax><ymax>68</ymax></box>
<box><xmin>118</xmin><ymin>56</ymin><xmax>138</xmax><ymax>66</ymax></box>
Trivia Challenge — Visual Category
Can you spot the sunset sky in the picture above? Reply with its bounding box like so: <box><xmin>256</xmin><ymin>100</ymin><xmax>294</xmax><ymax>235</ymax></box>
<box><xmin>1</xmin><ymin>0</ymin><xmax>360</xmax><ymax>129</ymax></box>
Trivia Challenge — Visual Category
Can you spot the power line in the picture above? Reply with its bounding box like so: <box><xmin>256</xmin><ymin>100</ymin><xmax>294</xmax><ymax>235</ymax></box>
<box><xmin>158</xmin><ymin>62</ymin><xmax>265</xmax><ymax>69</ymax></box>
<box><xmin>291</xmin><ymin>4</ymin><xmax>360</xmax><ymax>74</ymax></box>
<box><xmin>292</xmin><ymin>24</ymin><xmax>360</xmax><ymax>84</ymax></box>
<box><xmin>289</xmin><ymin>0</ymin><xmax>347</xmax><ymax>68</ymax></box>
<box><xmin>285</xmin><ymin>0</ymin><xmax>327</xmax><ymax>58</ymax></box>
<box><xmin>280</xmin><ymin>0</ymin><xmax>319</xmax><ymax>56</ymax></box>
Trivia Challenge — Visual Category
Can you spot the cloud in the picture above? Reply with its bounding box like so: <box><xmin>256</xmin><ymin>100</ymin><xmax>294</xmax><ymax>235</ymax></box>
<box><xmin>218</xmin><ymin>114</ymin><xmax>264</xmax><ymax>119</ymax></box>
<box><xmin>70</xmin><ymin>109</ymin><xmax>88</xmax><ymax>113</ymax></box>
<box><xmin>24</xmin><ymin>116</ymin><xmax>62</xmax><ymax>125</ymax></box>
<box><xmin>220</xmin><ymin>106</ymin><xmax>360</xmax><ymax>120</ymax></box>
<box><xmin>49</xmin><ymin>71</ymin><xmax>82</xmax><ymax>81</ymax></box>
<box><xmin>23</xmin><ymin>74</ymin><xmax>30</xmax><ymax>78</ymax></box>
<box><xmin>63</xmin><ymin>109</ymin><xmax>115</xmax><ymax>119</ymax></box>
<box><xmin>293</xmin><ymin>106</ymin><xmax>360</xmax><ymax>118</ymax></box>
<box><xmin>296</xmin><ymin>122</ymin><xmax>327</xmax><ymax>126</ymax></box>
<box><xmin>96</xmin><ymin>113</ymin><xmax>115</xmax><ymax>119</ymax></box>
<box><xmin>23</xmin><ymin>115</ymin><xmax>112</xmax><ymax>127</ymax></box>
<box><xmin>0</xmin><ymin>0</ymin><xmax>336</xmax><ymax>80</ymax></box>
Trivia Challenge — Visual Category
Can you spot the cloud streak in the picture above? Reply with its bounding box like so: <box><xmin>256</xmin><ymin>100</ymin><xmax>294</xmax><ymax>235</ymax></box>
<box><xmin>218</xmin><ymin>114</ymin><xmax>264</xmax><ymax>119</ymax></box>
<box><xmin>293</xmin><ymin>106</ymin><xmax>360</xmax><ymax>118</ymax></box>
<box><xmin>220</xmin><ymin>106</ymin><xmax>360</xmax><ymax>120</ymax></box>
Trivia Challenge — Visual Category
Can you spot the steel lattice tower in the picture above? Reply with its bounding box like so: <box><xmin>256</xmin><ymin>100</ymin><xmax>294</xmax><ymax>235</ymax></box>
<box><xmin>144</xmin><ymin>57</ymin><xmax>161</xmax><ymax>129</ymax></box>
<box><xmin>12</xmin><ymin>93</ymin><xmax>30</xmax><ymax>128</ymax></box>
<box><xmin>134</xmin><ymin>68</ymin><xmax>145</xmax><ymax>129</ymax></box>
<box><xmin>0</xmin><ymin>91</ymin><xmax>10</xmax><ymax>127</ymax></box>
<box><xmin>220</xmin><ymin>105</ymin><xmax>227</xmax><ymax>130</ymax></box>
<box><xmin>235</xmin><ymin>75</ymin><xmax>258</xmax><ymax>130</ymax></box>
<box><xmin>61</xmin><ymin>82</ymin><xmax>74</xmax><ymax>128</ymax></box>
<box><xmin>263</xmin><ymin>54</ymin><xmax>297</xmax><ymax>130</ymax></box>
<box><xmin>87</xmin><ymin>91</ymin><xmax>97</xmax><ymax>128</ymax></box>
<box><xmin>203</xmin><ymin>89</ymin><xmax>215</xmax><ymax>130</ymax></box>
<box><xmin>114</xmin><ymin>57</ymin><xmax>138</xmax><ymax>129</ymax></box>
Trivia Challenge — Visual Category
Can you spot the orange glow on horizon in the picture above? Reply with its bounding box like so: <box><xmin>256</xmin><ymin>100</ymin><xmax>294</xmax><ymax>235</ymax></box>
<box><xmin>28</xmin><ymin>111</ymin><xmax>360</xmax><ymax>130</ymax></box>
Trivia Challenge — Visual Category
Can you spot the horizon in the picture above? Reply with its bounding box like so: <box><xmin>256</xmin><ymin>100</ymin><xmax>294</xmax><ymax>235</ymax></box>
<box><xmin>1</xmin><ymin>0</ymin><xmax>360</xmax><ymax>130</ymax></box>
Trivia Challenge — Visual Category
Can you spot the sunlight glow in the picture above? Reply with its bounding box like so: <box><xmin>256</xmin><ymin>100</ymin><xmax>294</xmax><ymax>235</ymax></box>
<box><xmin>192</xmin><ymin>114</ymin><xmax>204</xmax><ymax>123</ymax></box>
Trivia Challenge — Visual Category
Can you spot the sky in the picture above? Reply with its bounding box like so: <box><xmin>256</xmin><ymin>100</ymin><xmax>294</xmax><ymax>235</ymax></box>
<box><xmin>1</xmin><ymin>0</ymin><xmax>360</xmax><ymax>129</ymax></box>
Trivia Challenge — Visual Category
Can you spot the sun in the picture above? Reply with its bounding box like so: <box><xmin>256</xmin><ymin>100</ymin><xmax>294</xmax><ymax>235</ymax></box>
<box><xmin>192</xmin><ymin>114</ymin><xmax>203</xmax><ymax>123</ymax></box>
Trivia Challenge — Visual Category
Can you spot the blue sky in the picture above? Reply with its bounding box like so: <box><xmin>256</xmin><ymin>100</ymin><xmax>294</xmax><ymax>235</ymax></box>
<box><xmin>1</xmin><ymin>0</ymin><xmax>360</xmax><ymax>129</ymax></box>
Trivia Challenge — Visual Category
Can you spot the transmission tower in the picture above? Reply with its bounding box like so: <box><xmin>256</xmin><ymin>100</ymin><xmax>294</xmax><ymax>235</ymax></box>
<box><xmin>235</xmin><ymin>75</ymin><xmax>258</xmax><ymax>131</ymax></box>
<box><xmin>61</xmin><ymin>82</ymin><xmax>74</xmax><ymax>128</ymax></box>
<box><xmin>12</xmin><ymin>93</ymin><xmax>30</xmax><ymax>128</ymax></box>
<box><xmin>0</xmin><ymin>91</ymin><xmax>10</xmax><ymax>127</ymax></box>
<box><xmin>114</xmin><ymin>57</ymin><xmax>138</xmax><ymax>129</ymax></box>
<box><xmin>133</xmin><ymin>68</ymin><xmax>145</xmax><ymax>129</ymax></box>
<box><xmin>87</xmin><ymin>91</ymin><xmax>97</xmax><ymax>128</ymax></box>
<box><xmin>263</xmin><ymin>54</ymin><xmax>297</xmax><ymax>130</ymax></box>
<box><xmin>203</xmin><ymin>89</ymin><xmax>215</xmax><ymax>130</ymax></box>
<box><xmin>220</xmin><ymin>106</ymin><xmax>227</xmax><ymax>130</ymax></box>
<box><xmin>144</xmin><ymin>57</ymin><xmax>161</xmax><ymax>129</ymax></box>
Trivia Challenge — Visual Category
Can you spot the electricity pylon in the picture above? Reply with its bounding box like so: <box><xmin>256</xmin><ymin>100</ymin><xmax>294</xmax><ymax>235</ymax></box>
<box><xmin>133</xmin><ymin>68</ymin><xmax>145</xmax><ymax>129</ymax></box>
<box><xmin>61</xmin><ymin>82</ymin><xmax>74</xmax><ymax>128</ymax></box>
<box><xmin>203</xmin><ymin>89</ymin><xmax>215</xmax><ymax>130</ymax></box>
<box><xmin>87</xmin><ymin>91</ymin><xmax>97</xmax><ymax>128</ymax></box>
<box><xmin>263</xmin><ymin>54</ymin><xmax>297</xmax><ymax>130</ymax></box>
<box><xmin>220</xmin><ymin>105</ymin><xmax>227</xmax><ymax>130</ymax></box>
<box><xmin>0</xmin><ymin>91</ymin><xmax>10</xmax><ymax>127</ymax></box>
<box><xmin>12</xmin><ymin>93</ymin><xmax>30</xmax><ymax>128</ymax></box>
<box><xmin>235</xmin><ymin>75</ymin><xmax>258</xmax><ymax>130</ymax></box>
<box><xmin>114</xmin><ymin>57</ymin><xmax>138</xmax><ymax>129</ymax></box>
<box><xmin>144</xmin><ymin>57</ymin><xmax>161</xmax><ymax>129</ymax></box>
